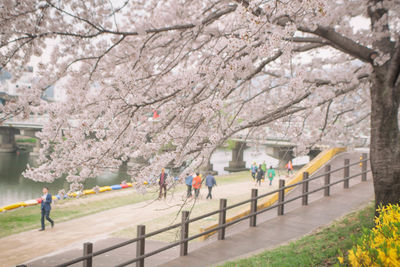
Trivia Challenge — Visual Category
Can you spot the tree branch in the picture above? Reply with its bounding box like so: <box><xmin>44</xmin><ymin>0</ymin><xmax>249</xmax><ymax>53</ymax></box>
<box><xmin>320</xmin><ymin>100</ymin><xmax>332</xmax><ymax>134</ymax></box>
<box><xmin>298</xmin><ymin>25</ymin><xmax>377</xmax><ymax>63</ymax></box>
<box><xmin>233</xmin><ymin>0</ymin><xmax>263</xmax><ymax>16</ymax></box>
<box><xmin>293</xmin><ymin>43</ymin><xmax>326</xmax><ymax>52</ymax></box>
<box><xmin>223</xmin><ymin>50</ymin><xmax>283</xmax><ymax>99</ymax></box>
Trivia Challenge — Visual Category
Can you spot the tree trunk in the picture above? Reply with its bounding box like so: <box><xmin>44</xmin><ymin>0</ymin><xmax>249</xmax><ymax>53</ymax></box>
<box><xmin>370</xmin><ymin>65</ymin><xmax>400</xmax><ymax>213</ymax></box>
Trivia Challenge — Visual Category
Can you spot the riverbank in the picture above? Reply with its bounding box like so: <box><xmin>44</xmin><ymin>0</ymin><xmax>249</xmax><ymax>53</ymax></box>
<box><xmin>0</xmin><ymin>171</ymin><xmax>259</xmax><ymax>238</ymax></box>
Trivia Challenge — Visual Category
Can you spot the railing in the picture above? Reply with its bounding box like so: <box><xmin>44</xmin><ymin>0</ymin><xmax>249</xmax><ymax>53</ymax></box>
<box><xmin>18</xmin><ymin>153</ymin><xmax>370</xmax><ymax>267</ymax></box>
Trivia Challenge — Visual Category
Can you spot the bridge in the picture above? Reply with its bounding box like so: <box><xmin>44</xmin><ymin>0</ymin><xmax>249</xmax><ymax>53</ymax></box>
<box><xmin>0</xmin><ymin>118</ymin><xmax>44</xmax><ymax>152</ymax></box>
<box><xmin>218</xmin><ymin>136</ymin><xmax>323</xmax><ymax>172</ymax></box>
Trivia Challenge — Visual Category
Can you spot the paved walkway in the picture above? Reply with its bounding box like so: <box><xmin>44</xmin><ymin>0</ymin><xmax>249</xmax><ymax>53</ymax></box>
<box><xmin>23</xmin><ymin>151</ymin><xmax>374</xmax><ymax>267</ymax></box>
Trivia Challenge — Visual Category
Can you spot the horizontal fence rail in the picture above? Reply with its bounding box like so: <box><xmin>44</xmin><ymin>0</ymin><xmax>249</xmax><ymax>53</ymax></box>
<box><xmin>20</xmin><ymin>153</ymin><xmax>370</xmax><ymax>267</ymax></box>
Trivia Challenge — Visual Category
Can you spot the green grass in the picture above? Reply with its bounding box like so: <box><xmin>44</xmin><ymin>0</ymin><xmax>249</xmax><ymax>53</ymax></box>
<box><xmin>216</xmin><ymin>171</ymin><xmax>253</xmax><ymax>185</ymax></box>
<box><xmin>220</xmin><ymin>202</ymin><xmax>375</xmax><ymax>267</ymax></box>
<box><xmin>0</xmin><ymin>190</ymin><xmax>158</xmax><ymax>238</ymax></box>
<box><xmin>16</xmin><ymin>138</ymin><xmax>37</xmax><ymax>143</ymax></box>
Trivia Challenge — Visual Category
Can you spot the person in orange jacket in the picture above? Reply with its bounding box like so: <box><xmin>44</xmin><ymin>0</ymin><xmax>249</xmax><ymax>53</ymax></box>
<box><xmin>192</xmin><ymin>173</ymin><xmax>202</xmax><ymax>199</ymax></box>
<box><xmin>286</xmin><ymin>160</ymin><xmax>294</xmax><ymax>175</ymax></box>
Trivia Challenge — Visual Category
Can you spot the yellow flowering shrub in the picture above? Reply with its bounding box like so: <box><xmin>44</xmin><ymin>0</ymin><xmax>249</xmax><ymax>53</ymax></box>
<box><xmin>347</xmin><ymin>203</ymin><xmax>400</xmax><ymax>267</ymax></box>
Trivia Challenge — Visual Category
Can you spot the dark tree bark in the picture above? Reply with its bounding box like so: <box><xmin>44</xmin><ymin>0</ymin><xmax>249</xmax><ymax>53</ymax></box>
<box><xmin>305</xmin><ymin>0</ymin><xmax>400</xmax><ymax>211</ymax></box>
<box><xmin>370</xmin><ymin>64</ymin><xmax>400</xmax><ymax>211</ymax></box>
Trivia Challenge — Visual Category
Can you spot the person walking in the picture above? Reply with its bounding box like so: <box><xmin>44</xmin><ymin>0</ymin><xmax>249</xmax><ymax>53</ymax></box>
<box><xmin>192</xmin><ymin>173</ymin><xmax>202</xmax><ymax>199</ymax></box>
<box><xmin>205</xmin><ymin>173</ymin><xmax>217</xmax><ymax>199</ymax></box>
<box><xmin>261</xmin><ymin>161</ymin><xmax>267</xmax><ymax>173</ymax></box>
<box><xmin>39</xmin><ymin>187</ymin><xmax>54</xmax><ymax>231</ymax></box>
<box><xmin>267</xmin><ymin>166</ymin><xmax>276</xmax><ymax>186</ymax></box>
<box><xmin>255</xmin><ymin>164</ymin><xmax>264</xmax><ymax>186</ymax></box>
<box><xmin>286</xmin><ymin>160</ymin><xmax>294</xmax><ymax>175</ymax></box>
<box><xmin>250</xmin><ymin>162</ymin><xmax>258</xmax><ymax>180</ymax></box>
<box><xmin>185</xmin><ymin>173</ymin><xmax>193</xmax><ymax>198</ymax></box>
<box><xmin>158</xmin><ymin>168</ymin><xmax>168</xmax><ymax>199</ymax></box>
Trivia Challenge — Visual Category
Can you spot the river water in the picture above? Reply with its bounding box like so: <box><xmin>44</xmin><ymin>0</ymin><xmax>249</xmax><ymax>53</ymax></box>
<box><xmin>0</xmin><ymin>147</ymin><xmax>309</xmax><ymax>206</ymax></box>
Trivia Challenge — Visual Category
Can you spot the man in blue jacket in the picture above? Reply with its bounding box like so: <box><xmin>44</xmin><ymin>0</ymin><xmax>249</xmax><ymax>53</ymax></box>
<box><xmin>39</xmin><ymin>187</ymin><xmax>54</xmax><ymax>231</ymax></box>
<box><xmin>185</xmin><ymin>173</ymin><xmax>193</xmax><ymax>198</ymax></box>
<box><xmin>205</xmin><ymin>173</ymin><xmax>217</xmax><ymax>200</ymax></box>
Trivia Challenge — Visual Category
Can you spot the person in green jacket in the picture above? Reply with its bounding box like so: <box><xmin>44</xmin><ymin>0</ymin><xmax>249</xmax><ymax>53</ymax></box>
<box><xmin>266</xmin><ymin>166</ymin><xmax>276</xmax><ymax>186</ymax></box>
<box><xmin>261</xmin><ymin>161</ymin><xmax>267</xmax><ymax>173</ymax></box>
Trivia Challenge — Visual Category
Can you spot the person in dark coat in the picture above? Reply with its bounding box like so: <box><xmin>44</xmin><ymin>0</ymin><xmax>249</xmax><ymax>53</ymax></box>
<box><xmin>205</xmin><ymin>173</ymin><xmax>217</xmax><ymax>199</ymax></box>
<box><xmin>39</xmin><ymin>186</ymin><xmax>54</xmax><ymax>231</ymax></box>
<box><xmin>158</xmin><ymin>168</ymin><xmax>168</xmax><ymax>199</ymax></box>
<box><xmin>255</xmin><ymin>164</ymin><xmax>264</xmax><ymax>186</ymax></box>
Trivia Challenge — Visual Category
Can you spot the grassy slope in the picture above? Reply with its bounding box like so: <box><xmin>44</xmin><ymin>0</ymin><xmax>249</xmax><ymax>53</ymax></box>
<box><xmin>220</xmin><ymin>202</ymin><xmax>375</xmax><ymax>267</ymax></box>
<box><xmin>0</xmin><ymin>190</ymin><xmax>158</xmax><ymax>238</ymax></box>
<box><xmin>0</xmin><ymin>171</ymin><xmax>253</xmax><ymax>238</ymax></box>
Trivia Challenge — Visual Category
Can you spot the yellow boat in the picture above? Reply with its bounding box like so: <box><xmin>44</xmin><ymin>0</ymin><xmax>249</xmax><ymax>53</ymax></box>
<box><xmin>99</xmin><ymin>186</ymin><xmax>112</xmax><ymax>192</ymax></box>
<box><xmin>83</xmin><ymin>189</ymin><xmax>96</xmax><ymax>195</ymax></box>
<box><xmin>67</xmin><ymin>191</ymin><xmax>79</xmax><ymax>197</ymax></box>
<box><xmin>1</xmin><ymin>181</ymin><xmax>142</xmax><ymax>210</ymax></box>
<box><xmin>2</xmin><ymin>202</ymin><xmax>25</xmax><ymax>211</ymax></box>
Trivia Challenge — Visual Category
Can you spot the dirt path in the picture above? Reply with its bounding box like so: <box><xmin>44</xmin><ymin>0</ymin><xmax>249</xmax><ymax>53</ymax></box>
<box><xmin>0</xmin><ymin>176</ymin><xmax>286</xmax><ymax>266</ymax></box>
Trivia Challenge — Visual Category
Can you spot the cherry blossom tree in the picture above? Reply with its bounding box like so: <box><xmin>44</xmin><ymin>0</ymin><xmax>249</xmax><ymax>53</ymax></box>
<box><xmin>1</xmin><ymin>0</ymin><xmax>399</xmax><ymax>207</ymax></box>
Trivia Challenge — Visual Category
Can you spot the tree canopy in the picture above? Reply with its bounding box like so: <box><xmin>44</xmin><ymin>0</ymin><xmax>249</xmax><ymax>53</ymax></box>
<box><xmin>1</xmin><ymin>0</ymin><xmax>399</xmax><ymax>196</ymax></box>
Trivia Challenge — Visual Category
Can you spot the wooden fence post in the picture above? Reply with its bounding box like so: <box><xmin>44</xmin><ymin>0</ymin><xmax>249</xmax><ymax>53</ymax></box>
<box><xmin>324</xmin><ymin>165</ymin><xmax>331</xmax><ymax>197</ymax></box>
<box><xmin>278</xmin><ymin>179</ymin><xmax>285</xmax><ymax>216</ymax></box>
<box><xmin>218</xmin><ymin>199</ymin><xmax>227</xmax><ymax>240</ymax></box>
<box><xmin>250</xmin><ymin>188</ymin><xmax>258</xmax><ymax>227</ymax></box>
<box><xmin>361</xmin><ymin>153</ymin><xmax>368</xmax><ymax>181</ymax></box>
<box><xmin>136</xmin><ymin>225</ymin><xmax>146</xmax><ymax>267</ymax></box>
<box><xmin>180</xmin><ymin>211</ymin><xmax>190</xmax><ymax>256</ymax></box>
<box><xmin>83</xmin><ymin>242</ymin><xmax>93</xmax><ymax>267</ymax></box>
<box><xmin>302</xmin><ymin>172</ymin><xmax>309</xmax><ymax>206</ymax></box>
<box><xmin>344</xmin><ymin>159</ymin><xmax>350</xmax><ymax>189</ymax></box>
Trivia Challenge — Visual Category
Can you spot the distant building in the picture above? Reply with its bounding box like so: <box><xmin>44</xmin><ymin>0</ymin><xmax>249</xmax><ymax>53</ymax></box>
<box><xmin>0</xmin><ymin>66</ymin><xmax>56</xmax><ymax>103</ymax></box>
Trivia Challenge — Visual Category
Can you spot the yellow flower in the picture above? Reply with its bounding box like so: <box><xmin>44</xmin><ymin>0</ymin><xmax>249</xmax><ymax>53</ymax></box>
<box><xmin>347</xmin><ymin>203</ymin><xmax>400</xmax><ymax>266</ymax></box>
